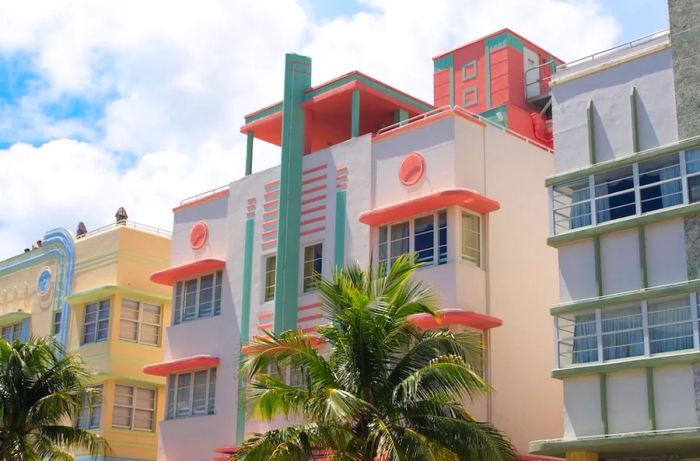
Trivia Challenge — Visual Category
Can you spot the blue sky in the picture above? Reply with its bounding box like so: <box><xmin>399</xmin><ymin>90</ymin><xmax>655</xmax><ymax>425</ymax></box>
<box><xmin>0</xmin><ymin>0</ymin><xmax>674</xmax><ymax>259</ymax></box>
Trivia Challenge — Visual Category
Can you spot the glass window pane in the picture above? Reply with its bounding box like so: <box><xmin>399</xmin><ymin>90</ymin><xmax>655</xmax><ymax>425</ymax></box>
<box><xmin>136</xmin><ymin>388</ymin><xmax>155</xmax><ymax>409</ymax></box>
<box><xmin>166</xmin><ymin>375</ymin><xmax>176</xmax><ymax>420</ymax></box>
<box><xmin>121</xmin><ymin>299</ymin><xmax>139</xmax><ymax>320</ymax></box>
<box><xmin>414</xmin><ymin>215</ymin><xmax>434</xmax><ymax>265</ymax></box>
<box><xmin>303</xmin><ymin>243</ymin><xmax>323</xmax><ymax>292</ymax></box>
<box><xmin>198</xmin><ymin>274</ymin><xmax>214</xmax><ymax>318</ymax></box>
<box><xmin>134</xmin><ymin>409</ymin><xmax>154</xmax><ymax>430</ymax></box>
<box><xmin>214</xmin><ymin>271</ymin><xmax>222</xmax><ymax>315</ymax></box>
<box><xmin>648</xmin><ymin>296</ymin><xmax>693</xmax><ymax>354</ymax></box>
<box><xmin>686</xmin><ymin>148</ymin><xmax>700</xmax><ymax>175</ymax></box>
<box><xmin>140</xmin><ymin>324</ymin><xmax>160</xmax><ymax>345</ymax></box>
<box><xmin>208</xmin><ymin>369</ymin><xmax>216</xmax><ymax>415</ymax></box>
<box><xmin>438</xmin><ymin>210</ymin><xmax>447</xmax><ymax>265</ymax></box>
<box><xmin>461</xmin><ymin>213</ymin><xmax>480</xmax><ymax>266</ymax></box>
<box><xmin>174</xmin><ymin>282</ymin><xmax>183</xmax><ymax>325</ymax></box>
<box><xmin>183</xmin><ymin>280</ymin><xmax>198</xmax><ymax>321</ymax></box>
<box><xmin>112</xmin><ymin>406</ymin><xmax>132</xmax><ymax>428</ymax></box>
<box><xmin>142</xmin><ymin>304</ymin><xmax>161</xmax><ymax>324</ymax></box>
<box><xmin>119</xmin><ymin>319</ymin><xmax>138</xmax><ymax>341</ymax></box>
<box><xmin>192</xmin><ymin>371</ymin><xmax>208</xmax><ymax>415</ymax></box>
<box><xmin>264</xmin><ymin>255</ymin><xmax>276</xmax><ymax>302</ymax></box>
<box><xmin>602</xmin><ymin>306</ymin><xmax>644</xmax><ymax>360</ymax></box>
<box><xmin>176</xmin><ymin>374</ymin><xmax>191</xmax><ymax>418</ymax></box>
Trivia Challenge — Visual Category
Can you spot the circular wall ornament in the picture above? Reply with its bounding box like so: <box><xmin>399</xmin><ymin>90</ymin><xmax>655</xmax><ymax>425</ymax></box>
<box><xmin>399</xmin><ymin>152</ymin><xmax>425</xmax><ymax>186</ymax></box>
<box><xmin>190</xmin><ymin>221</ymin><xmax>209</xmax><ymax>250</ymax></box>
<box><xmin>37</xmin><ymin>267</ymin><xmax>52</xmax><ymax>295</ymax></box>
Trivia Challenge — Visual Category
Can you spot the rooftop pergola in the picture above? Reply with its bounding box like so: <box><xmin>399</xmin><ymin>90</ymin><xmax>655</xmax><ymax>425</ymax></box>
<box><xmin>240</xmin><ymin>71</ymin><xmax>434</xmax><ymax>174</ymax></box>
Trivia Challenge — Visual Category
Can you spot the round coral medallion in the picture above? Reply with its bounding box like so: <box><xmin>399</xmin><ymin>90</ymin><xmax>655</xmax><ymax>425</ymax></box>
<box><xmin>190</xmin><ymin>221</ymin><xmax>209</xmax><ymax>250</ymax></box>
<box><xmin>398</xmin><ymin>152</ymin><xmax>425</xmax><ymax>186</ymax></box>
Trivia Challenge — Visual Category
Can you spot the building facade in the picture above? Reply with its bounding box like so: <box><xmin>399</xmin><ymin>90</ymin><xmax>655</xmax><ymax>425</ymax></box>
<box><xmin>0</xmin><ymin>220</ymin><xmax>172</xmax><ymax>461</ymax></box>
<box><xmin>149</xmin><ymin>31</ymin><xmax>562</xmax><ymax>461</ymax></box>
<box><xmin>531</xmin><ymin>1</ymin><xmax>700</xmax><ymax>460</ymax></box>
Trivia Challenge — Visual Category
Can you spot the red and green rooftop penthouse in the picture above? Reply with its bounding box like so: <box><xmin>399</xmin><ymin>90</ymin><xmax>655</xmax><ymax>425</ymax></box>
<box><xmin>240</xmin><ymin>70</ymin><xmax>434</xmax><ymax>156</ymax></box>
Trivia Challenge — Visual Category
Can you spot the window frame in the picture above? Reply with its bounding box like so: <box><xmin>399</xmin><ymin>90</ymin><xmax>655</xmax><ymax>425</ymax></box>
<box><xmin>166</xmin><ymin>368</ymin><xmax>217</xmax><ymax>420</ymax></box>
<box><xmin>77</xmin><ymin>385</ymin><xmax>103</xmax><ymax>430</ymax></box>
<box><xmin>172</xmin><ymin>271</ymin><xmax>223</xmax><ymax>325</ymax></box>
<box><xmin>461</xmin><ymin>211</ymin><xmax>481</xmax><ymax>267</ymax></box>
<box><xmin>555</xmin><ymin>293</ymin><xmax>700</xmax><ymax>368</ymax></box>
<box><xmin>82</xmin><ymin>299</ymin><xmax>110</xmax><ymax>345</ymax></box>
<box><xmin>119</xmin><ymin>299</ymin><xmax>162</xmax><ymax>346</ymax></box>
<box><xmin>112</xmin><ymin>384</ymin><xmax>157</xmax><ymax>432</ymax></box>
<box><xmin>1</xmin><ymin>322</ymin><xmax>22</xmax><ymax>342</ymax></box>
<box><xmin>263</xmin><ymin>254</ymin><xmax>276</xmax><ymax>303</ymax></box>
<box><xmin>550</xmin><ymin>151</ymin><xmax>697</xmax><ymax>235</ymax></box>
<box><xmin>52</xmin><ymin>310</ymin><xmax>62</xmax><ymax>336</ymax></box>
<box><xmin>302</xmin><ymin>242</ymin><xmax>324</xmax><ymax>293</ymax></box>
<box><xmin>377</xmin><ymin>210</ymin><xmax>448</xmax><ymax>271</ymax></box>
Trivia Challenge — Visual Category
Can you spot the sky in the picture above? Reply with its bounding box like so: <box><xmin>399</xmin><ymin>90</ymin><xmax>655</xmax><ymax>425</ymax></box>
<box><xmin>0</xmin><ymin>0</ymin><xmax>670</xmax><ymax>259</ymax></box>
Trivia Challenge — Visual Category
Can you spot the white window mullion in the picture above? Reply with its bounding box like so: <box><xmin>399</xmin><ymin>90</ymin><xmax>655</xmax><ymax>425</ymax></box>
<box><xmin>589</xmin><ymin>175</ymin><xmax>598</xmax><ymax>226</ymax></box>
<box><xmin>691</xmin><ymin>292</ymin><xmax>699</xmax><ymax>350</ymax></box>
<box><xmin>595</xmin><ymin>309</ymin><xmax>603</xmax><ymax>363</ymax></box>
<box><xmin>641</xmin><ymin>300</ymin><xmax>650</xmax><ymax>356</ymax></box>
<box><xmin>633</xmin><ymin>162</ymin><xmax>641</xmax><ymax>216</ymax></box>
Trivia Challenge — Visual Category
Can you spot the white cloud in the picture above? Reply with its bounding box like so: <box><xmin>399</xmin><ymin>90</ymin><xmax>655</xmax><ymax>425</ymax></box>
<box><xmin>0</xmin><ymin>0</ymin><xmax>622</xmax><ymax>259</ymax></box>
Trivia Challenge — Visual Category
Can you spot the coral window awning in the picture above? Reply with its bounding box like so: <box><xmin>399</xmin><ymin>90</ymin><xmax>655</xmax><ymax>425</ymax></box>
<box><xmin>143</xmin><ymin>355</ymin><xmax>220</xmax><ymax>376</ymax></box>
<box><xmin>410</xmin><ymin>309</ymin><xmax>502</xmax><ymax>331</ymax></box>
<box><xmin>150</xmin><ymin>258</ymin><xmax>225</xmax><ymax>286</ymax></box>
<box><xmin>358</xmin><ymin>189</ymin><xmax>500</xmax><ymax>226</ymax></box>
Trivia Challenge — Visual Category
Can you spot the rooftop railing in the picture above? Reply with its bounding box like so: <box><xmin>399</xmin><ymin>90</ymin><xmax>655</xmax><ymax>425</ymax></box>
<box><xmin>79</xmin><ymin>220</ymin><xmax>172</xmax><ymax>239</ymax></box>
<box><xmin>558</xmin><ymin>29</ymin><xmax>669</xmax><ymax>72</ymax></box>
<box><xmin>178</xmin><ymin>184</ymin><xmax>230</xmax><ymax>207</ymax></box>
<box><xmin>375</xmin><ymin>105</ymin><xmax>553</xmax><ymax>152</ymax></box>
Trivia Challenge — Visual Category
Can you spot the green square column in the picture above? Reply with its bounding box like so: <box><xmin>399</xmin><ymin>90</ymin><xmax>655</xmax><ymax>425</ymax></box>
<box><xmin>274</xmin><ymin>54</ymin><xmax>312</xmax><ymax>334</ymax></box>
<box><xmin>245</xmin><ymin>131</ymin><xmax>254</xmax><ymax>176</ymax></box>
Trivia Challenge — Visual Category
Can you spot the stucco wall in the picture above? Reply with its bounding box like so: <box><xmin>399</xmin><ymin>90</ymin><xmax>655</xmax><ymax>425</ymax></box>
<box><xmin>552</xmin><ymin>44</ymin><xmax>678</xmax><ymax>173</ymax></box>
<box><xmin>563</xmin><ymin>374</ymin><xmax>602</xmax><ymax>438</ymax></box>
<box><xmin>558</xmin><ymin>239</ymin><xmax>597</xmax><ymax>302</ymax></box>
<box><xmin>600</xmin><ymin>229</ymin><xmax>641</xmax><ymax>295</ymax></box>
<box><xmin>646</xmin><ymin>218</ymin><xmax>688</xmax><ymax>286</ymax></box>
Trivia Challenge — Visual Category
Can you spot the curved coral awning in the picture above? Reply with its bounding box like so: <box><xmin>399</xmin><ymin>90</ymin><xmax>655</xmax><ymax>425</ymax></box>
<box><xmin>410</xmin><ymin>309</ymin><xmax>502</xmax><ymax>331</ymax></box>
<box><xmin>358</xmin><ymin>189</ymin><xmax>500</xmax><ymax>226</ymax></box>
<box><xmin>143</xmin><ymin>355</ymin><xmax>220</xmax><ymax>376</ymax></box>
<box><xmin>150</xmin><ymin>258</ymin><xmax>225</xmax><ymax>286</ymax></box>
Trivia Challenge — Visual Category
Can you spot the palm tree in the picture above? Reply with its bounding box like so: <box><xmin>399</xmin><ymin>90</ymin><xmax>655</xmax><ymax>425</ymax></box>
<box><xmin>235</xmin><ymin>255</ymin><xmax>516</xmax><ymax>461</ymax></box>
<box><xmin>0</xmin><ymin>336</ymin><xmax>107</xmax><ymax>460</ymax></box>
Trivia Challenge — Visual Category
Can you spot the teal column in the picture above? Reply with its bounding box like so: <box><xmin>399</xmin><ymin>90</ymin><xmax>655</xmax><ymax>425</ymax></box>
<box><xmin>245</xmin><ymin>132</ymin><xmax>254</xmax><ymax>176</ymax></box>
<box><xmin>274</xmin><ymin>54</ymin><xmax>312</xmax><ymax>334</ymax></box>
<box><xmin>236</xmin><ymin>216</ymin><xmax>255</xmax><ymax>443</ymax></box>
<box><xmin>394</xmin><ymin>109</ymin><xmax>409</xmax><ymax>125</ymax></box>
<box><xmin>334</xmin><ymin>190</ymin><xmax>347</xmax><ymax>268</ymax></box>
<box><xmin>351</xmin><ymin>89</ymin><xmax>361</xmax><ymax>137</ymax></box>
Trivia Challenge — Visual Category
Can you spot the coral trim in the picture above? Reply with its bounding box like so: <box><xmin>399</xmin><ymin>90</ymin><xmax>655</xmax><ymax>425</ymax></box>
<box><xmin>409</xmin><ymin>309</ymin><xmax>502</xmax><ymax>330</ymax></box>
<box><xmin>359</xmin><ymin>189</ymin><xmax>500</xmax><ymax>226</ymax></box>
<box><xmin>143</xmin><ymin>355</ymin><xmax>220</xmax><ymax>376</ymax></box>
<box><xmin>150</xmin><ymin>258</ymin><xmax>225</xmax><ymax>286</ymax></box>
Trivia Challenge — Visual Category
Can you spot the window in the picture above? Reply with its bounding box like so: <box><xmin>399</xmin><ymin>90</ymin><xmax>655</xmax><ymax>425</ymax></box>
<box><xmin>462</xmin><ymin>87</ymin><xmax>478</xmax><ymax>108</ymax></box>
<box><xmin>166</xmin><ymin>369</ymin><xmax>217</xmax><ymax>419</ymax></box>
<box><xmin>173</xmin><ymin>271</ymin><xmax>223</xmax><ymax>325</ymax></box>
<box><xmin>552</xmin><ymin>178</ymin><xmax>591</xmax><ymax>233</ymax></box>
<box><xmin>77</xmin><ymin>385</ymin><xmax>102</xmax><ymax>429</ymax></box>
<box><xmin>264</xmin><ymin>255</ymin><xmax>276</xmax><ymax>302</ymax></box>
<box><xmin>556</xmin><ymin>294</ymin><xmax>700</xmax><ymax>368</ymax></box>
<box><xmin>686</xmin><ymin>149</ymin><xmax>700</xmax><ymax>202</ymax></box>
<box><xmin>113</xmin><ymin>384</ymin><xmax>156</xmax><ymax>431</ymax></box>
<box><xmin>552</xmin><ymin>151</ymin><xmax>695</xmax><ymax>234</ymax></box>
<box><xmin>462</xmin><ymin>60</ymin><xmax>477</xmax><ymax>80</ymax></box>
<box><xmin>1</xmin><ymin>323</ymin><xmax>22</xmax><ymax>342</ymax></box>
<box><xmin>601</xmin><ymin>306</ymin><xmax>644</xmax><ymax>360</ymax></box>
<box><xmin>461</xmin><ymin>212</ymin><xmax>481</xmax><ymax>266</ymax></box>
<box><xmin>378</xmin><ymin>211</ymin><xmax>448</xmax><ymax>271</ymax></box>
<box><xmin>595</xmin><ymin>166</ymin><xmax>636</xmax><ymax>223</ymax></box>
<box><xmin>557</xmin><ymin>313</ymin><xmax>598</xmax><ymax>366</ymax></box>
<box><xmin>83</xmin><ymin>300</ymin><xmax>110</xmax><ymax>344</ymax></box>
<box><xmin>303</xmin><ymin>243</ymin><xmax>323</xmax><ymax>292</ymax></box>
<box><xmin>53</xmin><ymin>311</ymin><xmax>62</xmax><ymax>336</ymax></box>
<box><xmin>119</xmin><ymin>299</ymin><xmax>162</xmax><ymax>345</ymax></box>
<box><xmin>648</xmin><ymin>296</ymin><xmax>693</xmax><ymax>354</ymax></box>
